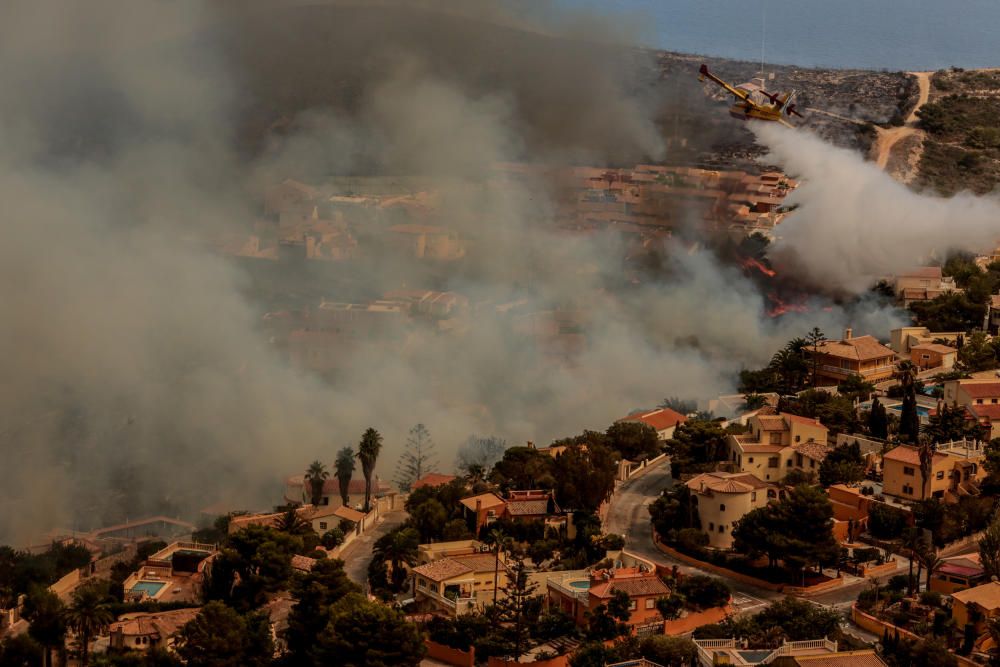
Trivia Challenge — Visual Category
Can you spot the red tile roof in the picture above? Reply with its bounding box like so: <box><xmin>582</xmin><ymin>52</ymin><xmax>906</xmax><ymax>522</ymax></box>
<box><xmin>589</xmin><ymin>574</ymin><xmax>670</xmax><ymax>599</ymax></box>
<box><xmin>412</xmin><ymin>558</ymin><xmax>474</xmax><ymax>582</ymax></box>
<box><xmin>459</xmin><ymin>493</ymin><xmax>506</xmax><ymax>512</ymax></box>
<box><xmin>411</xmin><ymin>473</ymin><xmax>457</xmax><ymax>489</ymax></box>
<box><xmin>883</xmin><ymin>445</ymin><xmax>948</xmax><ymax>466</ymax></box>
<box><xmin>815</xmin><ymin>335</ymin><xmax>895</xmax><ymax>361</ymax></box>
<box><xmin>961</xmin><ymin>382</ymin><xmax>1000</xmax><ymax>399</ymax></box>
<box><xmin>620</xmin><ymin>407</ymin><xmax>687</xmax><ymax>431</ymax></box>
<box><xmin>970</xmin><ymin>404</ymin><xmax>1000</xmax><ymax>420</ymax></box>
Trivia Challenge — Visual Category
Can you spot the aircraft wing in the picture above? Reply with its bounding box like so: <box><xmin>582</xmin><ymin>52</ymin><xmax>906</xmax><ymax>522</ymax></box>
<box><xmin>698</xmin><ymin>64</ymin><xmax>750</xmax><ymax>102</ymax></box>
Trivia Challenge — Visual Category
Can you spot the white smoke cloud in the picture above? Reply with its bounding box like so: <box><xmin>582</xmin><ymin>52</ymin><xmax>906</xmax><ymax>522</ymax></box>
<box><xmin>756</xmin><ymin>124</ymin><xmax>1000</xmax><ymax>293</ymax></box>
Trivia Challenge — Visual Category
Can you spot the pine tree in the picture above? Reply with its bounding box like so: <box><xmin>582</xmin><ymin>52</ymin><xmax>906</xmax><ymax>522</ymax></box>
<box><xmin>869</xmin><ymin>397</ymin><xmax>889</xmax><ymax>440</ymax></box>
<box><xmin>394</xmin><ymin>424</ymin><xmax>437</xmax><ymax>492</ymax></box>
<box><xmin>493</xmin><ymin>555</ymin><xmax>541</xmax><ymax>661</ymax></box>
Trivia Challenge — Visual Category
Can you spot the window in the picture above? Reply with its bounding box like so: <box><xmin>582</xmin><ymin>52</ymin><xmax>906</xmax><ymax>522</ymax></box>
<box><xmin>751</xmin><ymin>492</ymin><xmax>757</xmax><ymax>502</ymax></box>
<box><xmin>902</xmin><ymin>484</ymin><xmax>914</xmax><ymax>495</ymax></box>
<box><xmin>795</xmin><ymin>435</ymin><xmax>801</xmax><ymax>443</ymax></box>
<box><xmin>795</xmin><ymin>453</ymin><xmax>803</xmax><ymax>467</ymax></box>
<box><xmin>770</xmin><ymin>432</ymin><xmax>782</xmax><ymax>445</ymax></box>
<box><xmin>978</xmin><ymin>399</ymin><xmax>985</xmax><ymax>404</ymax></box>
<box><xmin>646</xmin><ymin>598</ymin><xmax>656</xmax><ymax>609</ymax></box>
<box><xmin>718</xmin><ymin>525</ymin><xmax>725</xmax><ymax>533</ymax></box>
<box><xmin>809</xmin><ymin>459</ymin><xmax>816</xmax><ymax>469</ymax></box>
<box><xmin>936</xmin><ymin>471</ymin><xmax>944</xmax><ymax>480</ymax></box>
<box><xmin>719</xmin><ymin>504</ymin><xmax>726</xmax><ymax>512</ymax></box>
<box><xmin>903</xmin><ymin>466</ymin><xmax>915</xmax><ymax>476</ymax></box>
<box><xmin>768</xmin><ymin>457</ymin><xmax>779</xmax><ymax>468</ymax></box>
<box><xmin>786</xmin><ymin>459</ymin><xmax>793</xmax><ymax>467</ymax></box>
<box><xmin>319</xmin><ymin>521</ymin><xmax>328</xmax><ymax>530</ymax></box>
<box><xmin>628</xmin><ymin>600</ymin><xmax>637</xmax><ymax>611</ymax></box>
<box><xmin>322</xmin><ymin>497</ymin><xmax>329</xmax><ymax>506</ymax></box>
<box><xmin>748</xmin><ymin>457</ymin><xmax>754</xmax><ymax>464</ymax></box>
<box><xmin>708</xmin><ymin>522</ymin><xmax>714</xmax><ymax>531</ymax></box>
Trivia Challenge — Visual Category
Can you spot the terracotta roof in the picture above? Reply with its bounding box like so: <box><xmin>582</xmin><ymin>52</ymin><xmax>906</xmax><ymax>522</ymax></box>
<box><xmin>620</xmin><ymin>407</ymin><xmax>687</xmax><ymax>432</ymax></box>
<box><xmin>412</xmin><ymin>558</ymin><xmax>474</xmax><ymax>582</ymax></box>
<box><xmin>506</xmin><ymin>499</ymin><xmax>558</xmax><ymax>516</ymax></box>
<box><xmin>687</xmin><ymin>472</ymin><xmax>771</xmax><ymax>494</ymax></box>
<box><xmin>110</xmin><ymin>608</ymin><xmax>201</xmax><ymax>639</ymax></box>
<box><xmin>970</xmin><ymin>404</ymin><xmax>1000</xmax><ymax>420</ymax></box>
<box><xmin>795</xmin><ymin>441</ymin><xmax>831</xmax><ymax>462</ymax></box>
<box><xmin>815</xmin><ymin>335</ymin><xmax>895</xmax><ymax>361</ymax></box>
<box><xmin>783</xmin><ymin>413</ymin><xmax>826</xmax><ymax>429</ymax></box>
<box><xmin>792</xmin><ymin>650</ymin><xmax>887</xmax><ymax>667</ymax></box>
<box><xmin>757</xmin><ymin>415</ymin><xmax>789</xmax><ymax>431</ymax></box>
<box><xmin>291</xmin><ymin>555</ymin><xmax>316</xmax><ymax>572</ymax></box>
<box><xmin>939</xmin><ymin>563</ymin><xmax>984</xmax><ymax>578</ymax></box>
<box><xmin>961</xmin><ymin>382</ymin><xmax>1000</xmax><ymax>399</ymax></box>
<box><xmin>333</xmin><ymin>505</ymin><xmax>366</xmax><ymax>522</ymax></box>
<box><xmin>899</xmin><ymin>266</ymin><xmax>942</xmax><ymax>280</ymax></box>
<box><xmin>450</xmin><ymin>554</ymin><xmax>503</xmax><ymax>573</ymax></box>
<box><xmin>589</xmin><ymin>575</ymin><xmax>670</xmax><ymax>599</ymax></box>
<box><xmin>953</xmin><ymin>581</ymin><xmax>1000</xmax><ymax>610</ymax></box>
<box><xmin>411</xmin><ymin>473</ymin><xmax>458</xmax><ymax>489</ymax></box>
<box><xmin>882</xmin><ymin>445</ymin><xmax>948</xmax><ymax>466</ymax></box>
<box><xmin>460</xmin><ymin>493</ymin><xmax>506</xmax><ymax>512</ymax></box>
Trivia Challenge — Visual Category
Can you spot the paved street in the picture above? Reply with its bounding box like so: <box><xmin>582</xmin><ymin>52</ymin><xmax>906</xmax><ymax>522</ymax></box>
<box><xmin>339</xmin><ymin>510</ymin><xmax>408</xmax><ymax>588</ymax></box>
<box><xmin>604</xmin><ymin>458</ymin><xmax>782</xmax><ymax>606</ymax></box>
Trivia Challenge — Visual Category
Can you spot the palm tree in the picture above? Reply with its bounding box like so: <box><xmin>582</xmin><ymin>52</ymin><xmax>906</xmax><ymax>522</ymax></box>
<box><xmin>304</xmin><ymin>460</ymin><xmax>329</xmax><ymax>506</ymax></box>
<box><xmin>918</xmin><ymin>442</ymin><xmax>936</xmax><ymax>500</ymax></box>
<box><xmin>918</xmin><ymin>548</ymin><xmax>943</xmax><ymax>591</ymax></box>
<box><xmin>465</xmin><ymin>463</ymin><xmax>486</xmax><ymax>486</ymax></box>
<box><xmin>901</xmin><ymin>528</ymin><xmax>924</xmax><ymax>595</ymax></box>
<box><xmin>335</xmin><ymin>446</ymin><xmax>356</xmax><ymax>507</ymax></box>
<box><xmin>357</xmin><ymin>428</ymin><xmax>383</xmax><ymax>513</ymax></box>
<box><xmin>487</xmin><ymin>528</ymin><xmax>508</xmax><ymax>605</ymax></box>
<box><xmin>740</xmin><ymin>393</ymin><xmax>768</xmax><ymax>412</ymax></box>
<box><xmin>64</xmin><ymin>583</ymin><xmax>113</xmax><ymax>667</ymax></box>
<box><xmin>374</xmin><ymin>527</ymin><xmax>420</xmax><ymax>591</ymax></box>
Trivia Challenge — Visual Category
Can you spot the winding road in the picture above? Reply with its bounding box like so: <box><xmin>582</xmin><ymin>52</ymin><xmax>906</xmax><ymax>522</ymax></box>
<box><xmin>603</xmin><ymin>457</ymin><xmax>917</xmax><ymax>619</ymax></box>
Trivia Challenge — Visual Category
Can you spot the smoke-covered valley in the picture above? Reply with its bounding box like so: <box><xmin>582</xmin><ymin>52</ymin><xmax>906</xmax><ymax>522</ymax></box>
<box><xmin>0</xmin><ymin>0</ymin><xmax>951</xmax><ymax>545</ymax></box>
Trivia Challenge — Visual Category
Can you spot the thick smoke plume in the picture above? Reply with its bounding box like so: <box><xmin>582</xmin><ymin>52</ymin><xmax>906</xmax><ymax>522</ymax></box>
<box><xmin>0</xmin><ymin>0</ymin><xmax>893</xmax><ymax>544</ymax></box>
<box><xmin>757</xmin><ymin>124</ymin><xmax>1000</xmax><ymax>293</ymax></box>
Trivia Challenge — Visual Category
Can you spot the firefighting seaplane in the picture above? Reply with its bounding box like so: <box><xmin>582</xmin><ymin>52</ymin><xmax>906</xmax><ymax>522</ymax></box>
<box><xmin>698</xmin><ymin>64</ymin><xmax>804</xmax><ymax>128</ymax></box>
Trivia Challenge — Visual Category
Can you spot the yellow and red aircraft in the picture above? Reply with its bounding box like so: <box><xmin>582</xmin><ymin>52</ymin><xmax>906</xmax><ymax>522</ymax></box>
<box><xmin>698</xmin><ymin>64</ymin><xmax>803</xmax><ymax>127</ymax></box>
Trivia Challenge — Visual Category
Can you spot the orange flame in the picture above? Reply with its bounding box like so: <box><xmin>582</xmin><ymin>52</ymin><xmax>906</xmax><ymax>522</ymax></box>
<box><xmin>741</xmin><ymin>257</ymin><xmax>776</xmax><ymax>278</ymax></box>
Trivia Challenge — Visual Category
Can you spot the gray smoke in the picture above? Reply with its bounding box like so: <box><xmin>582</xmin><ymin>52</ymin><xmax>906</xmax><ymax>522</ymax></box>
<box><xmin>0</xmin><ymin>0</ymin><xmax>895</xmax><ymax>544</ymax></box>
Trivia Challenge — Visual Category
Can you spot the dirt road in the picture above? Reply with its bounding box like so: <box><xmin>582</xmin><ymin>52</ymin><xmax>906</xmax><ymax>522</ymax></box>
<box><xmin>874</xmin><ymin>71</ymin><xmax>931</xmax><ymax>176</ymax></box>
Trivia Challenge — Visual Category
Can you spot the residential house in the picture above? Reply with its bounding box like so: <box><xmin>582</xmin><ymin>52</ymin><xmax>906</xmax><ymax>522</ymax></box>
<box><xmin>617</xmin><ymin>407</ymin><xmax>688</xmax><ymax>442</ymax></box>
<box><xmin>805</xmin><ymin>329</ymin><xmax>896</xmax><ymax>386</ymax></box>
<box><xmin>586</xmin><ymin>567</ymin><xmax>671</xmax><ymax>630</ymax></box>
<box><xmin>686</xmin><ymin>472</ymin><xmax>777</xmax><ymax>549</ymax></box>
<box><xmin>460</xmin><ymin>493</ymin><xmax>506</xmax><ymax>534</ymax></box>
<box><xmin>893</xmin><ymin>267</ymin><xmax>960</xmax><ymax>307</ymax></box>
<box><xmin>890</xmin><ymin>326</ymin><xmax>964</xmax><ymax>355</ymax></box>
<box><xmin>284</xmin><ymin>475</ymin><xmax>398</xmax><ymax>511</ymax></box>
<box><xmin>694</xmin><ymin>639</ymin><xmax>885</xmax><ymax>667</ymax></box>
<box><xmin>411</xmin><ymin>552</ymin><xmax>509</xmax><ymax>616</ymax></box>
<box><xmin>931</xmin><ymin>553</ymin><xmax>987</xmax><ymax>594</ymax></box>
<box><xmin>881</xmin><ymin>443</ymin><xmax>985</xmax><ymax>503</ymax></box>
<box><xmin>307</xmin><ymin>504</ymin><xmax>365</xmax><ymax>536</ymax></box>
<box><xmin>943</xmin><ymin>379</ymin><xmax>1000</xmax><ymax>439</ymax></box>
<box><xmin>501</xmin><ymin>490</ymin><xmax>561</xmax><ymax>523</ymax></box>
<box><xmin>388</xmin><ymin>224</ymin><xmax>465</xmax><ymax>260</ymax></box>
<box><xmin>910</xmin><ymin>343</ymin><xmax>957</xmax><ymax>371</ymax></box>
<box><xmin>109</xmin><ymin>608</ymin><xmax>201</xmax><ymax>652</ymax></box>
<box><xmin>726</xmin><ymin>412</ymin><xmax>830</xmax><ymax>483</ymax></box>
<box><xmin>826</xmin><ymin>484</ymin><xmax>912</xmax><ymax>541</ymax></box>
<box><xmin>952</xmin><ymin>581</ymin><xmax>1000</xmax><ymax>634</ymax></box>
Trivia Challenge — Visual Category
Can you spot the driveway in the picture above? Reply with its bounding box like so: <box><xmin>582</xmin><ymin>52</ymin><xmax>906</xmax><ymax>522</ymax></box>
<box><xmin>338</xmin><ymin>510</ymin><xmax>408</xmax><ymax>589</ymax></box>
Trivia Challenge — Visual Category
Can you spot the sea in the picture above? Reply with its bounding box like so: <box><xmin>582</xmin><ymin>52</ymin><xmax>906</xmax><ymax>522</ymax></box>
<box><xmin>564</xmin><ymin>0</ymin><xmax>1000</xmax><ymax>71</ymax></box>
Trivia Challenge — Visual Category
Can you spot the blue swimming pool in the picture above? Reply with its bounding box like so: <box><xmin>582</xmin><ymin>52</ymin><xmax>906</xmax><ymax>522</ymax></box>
<box><xmin>888</xmin><ymin>405</ymin><xmax>931</xmax><ymax>417</ymax></box>
<box><xmin>568</xmin><ymin>580</ymin><xmax>590</xmax><ymax>590</ymax></box>
<box><xmin>131</xmin><ymin>581</ymin><xmax>165</xmax><ymax>596</ymax></box>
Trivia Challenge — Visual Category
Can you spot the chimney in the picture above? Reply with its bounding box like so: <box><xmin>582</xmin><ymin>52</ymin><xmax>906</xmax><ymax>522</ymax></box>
<box><xmin>844</xmin><ymin>327</ymin><xmax>853</xmax><ymax>340</ymax></box>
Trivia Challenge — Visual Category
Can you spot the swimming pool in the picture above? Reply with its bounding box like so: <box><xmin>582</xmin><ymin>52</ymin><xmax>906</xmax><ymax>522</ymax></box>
<box><xmin>130</xmin><ymin>581</ymin><xmax>166</xmax><ymax>597</ymax></box>
<box><xmin>888</xmin><ymin>405</ymin><xmax>931</xmax><ymax>417</ymax></box>
<box><xmin>568</xmin><ymin>580</ymin><xmax>590</xmax><ymax>590</ymax></box>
